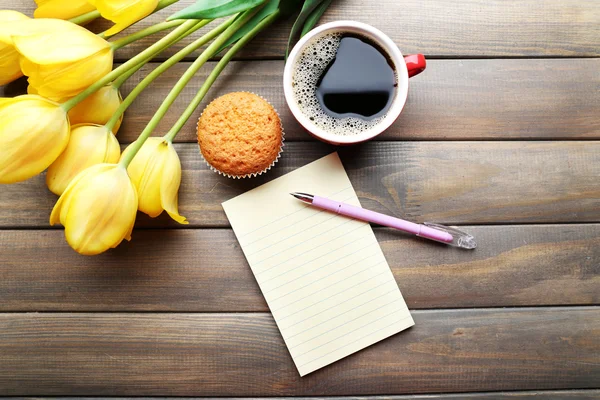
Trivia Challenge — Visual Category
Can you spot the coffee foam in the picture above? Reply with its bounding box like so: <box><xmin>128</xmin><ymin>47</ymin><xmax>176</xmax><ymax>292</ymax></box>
<box><xmin>292</xmin><ymin>32</ymin><xmax>393</xmax><ymax>136</ymax></box>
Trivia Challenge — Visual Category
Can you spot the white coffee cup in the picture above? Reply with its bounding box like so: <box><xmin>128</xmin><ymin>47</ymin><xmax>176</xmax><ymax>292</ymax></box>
<box><xmin>283</xmin><ymin>20</ymin><xmax>426</xmax><ymax>145</ymax></box>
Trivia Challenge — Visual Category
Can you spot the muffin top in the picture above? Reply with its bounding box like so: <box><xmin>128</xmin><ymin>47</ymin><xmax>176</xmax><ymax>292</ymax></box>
<box><xmin>197</xmin><ymin>92</ymin><xmax>282</xmax><ymax>177</ymax></box>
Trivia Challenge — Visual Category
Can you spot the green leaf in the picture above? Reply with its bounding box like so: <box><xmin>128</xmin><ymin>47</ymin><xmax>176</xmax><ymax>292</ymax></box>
<box><xmin>300</xmin><ymin>0</ymin><xmax>332</xmax><ymax>37</ymax></box>
<box><xmin>168</xmin><ymin>0</ymin><xmax>268</xmax><ymax>21</ymax></box>
<box><xmin>279</xmin><ymin>0</ymin><xmax>304</xmax><ymax>17</ymax></box>
<box><xmin>285</xmin><ymin>0</ymin><xmax>326</xmax><ymax>59</ymax></box>
<box><xmin>215</xmin><ymin>0</ymin><xmax>281</xmax><ymax>53</ymax></box>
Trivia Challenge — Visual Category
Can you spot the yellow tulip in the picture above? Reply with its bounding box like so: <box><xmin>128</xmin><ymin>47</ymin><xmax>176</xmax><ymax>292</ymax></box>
<box><xmin>26</xmin><ymin>83</ymin><xmax>72</xmax><ymax>104</ymax></box>
<box><xmin>0</xmin><ymin>18</ymin><xmax>80</xmax><ymax>88</ymax></box>
<box><xmin>34</xmin><ymin>0</ymin><xmax>96</xmax><ymax>20</ymax></box>
<box><xmin>0</xmin><ymin>10</ymin><xmax>30</xmax><ymax>85</ymax></box>
<box><xmin>87</xmin><ymin>0</ymin><xmax>159</xmax><ymax>36</ymax></box>
<box><xmin>68</xmin><ymin>85</ymin><xmax>123</xmax><ymax>132</ymax></box>
<box><xmin>46</xmin><ymin>124</ymin><xmax>120</xmax><ymax>195</ymax></box>
<box><xmin>50</xmin><ymin>164</ymin><xmax>138</xmax><ymax>255</ymax></box>
<box><xmin>10</xmin><ymin>19</ymin><xmax>113</xmax><ymax>100</ymax></box>
<box><xmin>122</xmin><ymin>137</ymin><xmax>188</xmax><ymax>224</ymax></box>
<box><xmin>0</xmin><ymin>95</ymin><xmax>69</xmax><ymax>184</ymax></box>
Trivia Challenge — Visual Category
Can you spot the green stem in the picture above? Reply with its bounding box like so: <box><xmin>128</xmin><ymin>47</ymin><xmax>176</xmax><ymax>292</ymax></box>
<box><xmin>155</xmin><ymin>0</ymin><xmax>180</xmax><ymax>12</ymax></box>
<box><xmin>111</xmin><ymin>60</ymin><xmax>144</xmax><ymax>91</ymax></box>
<box><xmin>69</xmin><ymin>9</ymin><xmax>100</xmax><ymax>25</ymax></box>
<box><xmin>110</xmin><ymin>18</ymin><xmax>211</xmax><ymax>88</ymax></box>
<box><xmin>119</xmin><ymin>8</ymin><xmax>262</xmax><ymax>168</ymax></box>
<box><xmin>105</xmin><ymin>18</ymin><xmax>233</xmax><ymax>132</ymax></box>
<box><xmin>165</xmin><ymin>11</ymin><xmax>281</xmax><ymax>142</ymax></box>
<box><xmin>61</xmin><ymin>19</ymin><xmax>200</xmax><ymax>112</ymax></box>
<box><xmin>110</xmin><ymin>19</ymin><xmax>185</xmax><ymax>50</ymax></box>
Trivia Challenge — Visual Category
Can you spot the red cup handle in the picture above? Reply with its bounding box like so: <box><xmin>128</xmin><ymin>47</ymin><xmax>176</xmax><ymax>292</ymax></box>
<box><xmin>404</xmin><ymin>54</ymin><xmax>426</xmax><ymax>77</ymax></box>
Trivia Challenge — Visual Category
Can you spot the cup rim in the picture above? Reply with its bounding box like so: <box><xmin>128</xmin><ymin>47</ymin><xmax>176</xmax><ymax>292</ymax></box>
<box><xmin>283</xmin><ymin>20</ymin><xmax>409</xmax><ymax>145</ymax></box>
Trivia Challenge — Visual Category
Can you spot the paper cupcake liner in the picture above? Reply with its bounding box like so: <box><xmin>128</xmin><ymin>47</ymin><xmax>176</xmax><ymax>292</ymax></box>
<box><xmin>197</xmin><ymin>92</ymin><xmax>285</xmax><ymax>179</ymax></box>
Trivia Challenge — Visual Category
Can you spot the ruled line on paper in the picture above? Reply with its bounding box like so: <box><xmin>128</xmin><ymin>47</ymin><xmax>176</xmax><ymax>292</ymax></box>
<box><xmin>270</xmin><ymin>254</ymin><xmax>388</xmax><ymax>316</ymax></box>
<box><xmin>280</xmin><ymin>270</ymin><xmax>384</xmax><ymax>329</ymax></box>
<box><xmin>296</xmin><ymin>314</ymin><xmax>413</xmax><ymax>371</ymax></box>
<box><xmin>293</xmin><ymin>303</ymin><xmax>405</xmax><ymax>359</ymax></box>
<box><xmin>247</xmin><ymin>215</ymin><xmax>353</xmax><ymax>260</ymax></box>
<box><xmin>266</xmin><ymin>256</ymin><xmax>384</xmax><ymax>304</ymax></box>
<box><xmin>242</xmin><ymin>192</ymin><xmax>356</xmax><ymax>248</ymax></box>
<box><xmin>284</xmin><ymin>285</ymin><xmax>398</xmax><ymax>340</ymax></box>
<box><xmin>263</xmin><ymin>247</ymin><xmax>383</xmax><ymax>297</ymax></box>
<box><xmin>221</xmin><ymin>152</ymin><xmax>414</xmax><ymax>376</ymax></box>
<box><xmin>288</xmin><ymin>295</ymin><xmax>403</xmax><ymax>351</ymax></box>
<box><xmin>254</xmin><ymin>224</ymin><xmax>370</xmax><ymax>275</ymax></box>
<box><xmin>237</xmin><ymin>185</ymin><xmax>353</xmax><ymax>240</ymax></box>
<box><xmin>273</xmin><ymin>265</ymin><xmax>388</xmax><ymax>318</ymax></box>
<box><xmin>258</xmin><ymin>226</ymin><xmax>372</xmax><ymax>285</ymax></box>
<box><xmin>245</xmin><ymin>213</ymin><xmax>339</xmax><ymax>256</ymax></box>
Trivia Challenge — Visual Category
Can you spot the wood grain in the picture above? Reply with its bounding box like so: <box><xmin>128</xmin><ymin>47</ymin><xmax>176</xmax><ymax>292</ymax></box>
<box><xmin>0</xmin><ymin>225</ymin><xmax>598</xmax><ymax>312</ymax></box>
<box><xmin>119</xmin><ymin>59</ymin><xmax>600</xmax><ymax>141</ymax></box>
<box><xmin>3</xmin><ymin>0</ymin><xmax>599</xmax><ymax>58</ymax></box>
<box><xmin>4</xmin><ymin>59</ymin><xmax>599</xmax><ymax>141</ymax></box>
<box><xmin>0</xmin><ymin>308</ymin><xmax>599</xmax><ymax>396</ymax></box>
<box><xmin>6</xmin><ymin>391</ymin><xmax>600</xmax><ymax>400</ymax></box>
<box><xmin>0</xmin><ymin>142</ymin><xmax>598</xmax><ymax>228</ymax></box>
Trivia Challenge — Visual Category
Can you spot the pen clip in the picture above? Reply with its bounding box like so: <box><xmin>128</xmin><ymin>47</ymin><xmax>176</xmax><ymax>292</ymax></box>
<box><xmin>423</xmin><ymin>222</ymin><xmax>477</xmax><ymax>250</ymax></box>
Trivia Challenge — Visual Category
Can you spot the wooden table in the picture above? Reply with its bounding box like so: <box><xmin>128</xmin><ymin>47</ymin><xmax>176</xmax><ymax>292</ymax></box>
<box><xmin>1</xmin><ymin>0</ymin><xmax>599</xmax><ymax>398</ymax></box>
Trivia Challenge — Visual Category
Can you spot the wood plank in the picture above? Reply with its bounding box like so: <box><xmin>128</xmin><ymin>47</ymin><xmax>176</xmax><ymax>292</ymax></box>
<box><xmin>117</xmin><ymin>59</ymin><xmax>600</xmax><ymax>142</ymax></box>
<box><xmin>7</xmin><ymin>391</ymin><xmax>600</xmax><ymax>399</ymax></box>
<box><xmin>4</xmin><ymin>59</ymin><xmax>599</xmax><ymax>141</ymax></box>
<box><xmin>3</xmin><ymin>0</ymin><xmax>599</xmax><ymax>58</ymax></box>
<box><xmin>0</xmin><ymin>308</ymin><xmax>598</xmax><ymax>395</ymax></box>
<box><xmin>0</xmin><ymin>141</ymin><xmax>598</xmax><ymax>228</ymax></box>
<box><xmin>0</xmin><ymin>225</ymin><xmax>598</xmax><ymax>312</ymax></box>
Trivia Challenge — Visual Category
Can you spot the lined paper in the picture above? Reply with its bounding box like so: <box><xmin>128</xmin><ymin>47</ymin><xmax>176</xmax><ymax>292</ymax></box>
<box><xmin>222</xmin><ymin>152</ymin><xmax>414</xmax><ymax>376</ymax></box>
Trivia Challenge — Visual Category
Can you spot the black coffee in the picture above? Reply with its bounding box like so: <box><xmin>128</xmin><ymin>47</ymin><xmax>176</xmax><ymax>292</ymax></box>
<box><xmin>292</xmin><ymin>31</ymin><xmax>397</xmax><ymax>136</ymax></box>
<box><xmin>316</xmin><ymin>36</ymin><xmax>396</xmax><ymax>120</ymax></box>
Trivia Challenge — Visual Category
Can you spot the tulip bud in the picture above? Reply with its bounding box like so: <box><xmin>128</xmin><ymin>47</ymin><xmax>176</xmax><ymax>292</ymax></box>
<box><xmin>50</xmin><ymin>164</ymin><xmax>138</xmax><ymax>255</ymax></box>
<box><xmin>122</xmin><ymin>137</ymin><xmax>188</xmax><ymax>224</ymax></box>
<box><xmin>46</xmin><ymin>124</ymin><xmax>121</xmax><ymax>195</ymax></box>
<box><xmin>34</xmin><ymin>0</ymin><xmax>96</xmax><ymax>20</ymax></box>
<box><xmin>0</xmin><ymin>95</ymin><xmax>69</xmax><ymax>184</ymax></box>
<box><xmin>87</xmin><ymin>0</ymin><xmax>158</xmax><ymax>36</ymax></box>
<box><xmin>68</xmin><ymin>85</ymin><xmax>123</xmax><ymax>132</ymax></box>
<box><xmin>11</xmin><ymin>19</ymin><xmax>113</xmax><ymax>100</ymax></box>
<box><xmin>0</xmin><ymin>10</ymin><xmax>30</xmax><ymax>85</ymax></box>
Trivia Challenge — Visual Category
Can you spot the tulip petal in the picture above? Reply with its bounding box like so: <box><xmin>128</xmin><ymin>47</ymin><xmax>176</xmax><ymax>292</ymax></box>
<box><xmin>67</xmin><ymin>85</ymin><xmax>122</xmax><ymax>132</ymax></box>
<box><xmin>22</xmin><ymin>47</ymin><xmax>113</xmax><ymax>100</ymax></box>
<box><xmin>0</xmin><ymin>10</ymin><xmax>30</xmax><ymax>22</ymax></box>
<box><xmin>0</xmin><ymin>95</ymin><xmax>69</xmax><ymax>184</ymax></box>
<box><xmin>88</xmin><ymin>0</ymin><xmax>158</xmax><ymax>36</ymax></box>
<box><xmin>50</xmin><ymin>163</ymin><xmax>99</xmax><ymax>226</ymax></box>
<box><xmin>0</xmin><ymin>42</ymin><xmax>24</xmax><ymax>85</ymax></box>
<box><xmin>123</xmin><ymin>137</ymin><xmax>163</xmax><ymax>218</ymax></box>
<box><xmin>13</xmin><ymin>23</ymin><xmax>110</xmax><ymax>65</ymax></box>
<box><xmin>56</xmin><ymin>164</ymin><xmax>138</xmax><ymax>255</ymax></box>
<box><xmin>0</xmin><ymin>18</ymin><xmax>77</xmax><ymax>46</ymax></box>
<box><xmin>34</xmin><ymin>0</ymin><xmax>96</xmax><ymax>20</ymax></box>
<box><xmin>46</xmin><ymin>125</ymin><xmax>120</xmax><ymax>195</ymax></box>
<box><xmin>160</xmin><ymin>141</ymin><xmax>188</xmax><ymax>224</ymax></box>
<box><xmin>0</xmin><ymin>12</ymin><xmax>29</xmax><ymax>85</ymax></box>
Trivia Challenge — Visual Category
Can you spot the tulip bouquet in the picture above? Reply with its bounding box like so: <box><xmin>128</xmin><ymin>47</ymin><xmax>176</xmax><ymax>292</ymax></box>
<box><xmin>1</xmin><ymin>0</ymin><xmax>334</xmax><ymax>255</ymax></box>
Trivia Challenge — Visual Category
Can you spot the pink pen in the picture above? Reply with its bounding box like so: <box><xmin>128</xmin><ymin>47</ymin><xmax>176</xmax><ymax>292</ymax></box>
<box><xmin>291</xmin><ymin>193</ymin><xmax>476</xmax><ymax>249</ymax></box>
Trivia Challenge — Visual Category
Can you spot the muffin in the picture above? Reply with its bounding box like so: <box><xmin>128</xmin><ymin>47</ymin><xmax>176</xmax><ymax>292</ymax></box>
<box><xmin>197</xmin><ymin>92</ymin><xmax>284</xmax><ymax>178</ymax></box>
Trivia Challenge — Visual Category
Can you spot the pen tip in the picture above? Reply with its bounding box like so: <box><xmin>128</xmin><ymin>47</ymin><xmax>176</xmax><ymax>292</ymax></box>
<box><xmin>290</xmin><ymin>192</ymin><xmax>314</xmax><ymax>203</ymax></box>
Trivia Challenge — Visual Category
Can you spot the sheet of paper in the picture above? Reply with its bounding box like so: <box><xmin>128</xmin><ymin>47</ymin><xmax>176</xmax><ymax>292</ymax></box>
<box><xmin>222</xmin><ymin>152</ymin><xmax>414</xmax><ymax>376</ymax></box>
